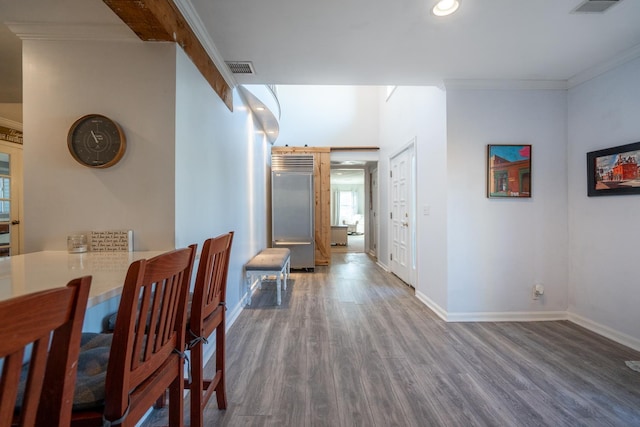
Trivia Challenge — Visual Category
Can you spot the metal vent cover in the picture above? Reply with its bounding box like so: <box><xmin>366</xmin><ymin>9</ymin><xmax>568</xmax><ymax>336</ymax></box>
<box><xmin>272</xmin><ymin>154</ymin><xmax>314</xmax><ymax>172</ymax></box>
<box><xmin>226</xmin><ymin>61</ymin><xmax>255</xmax><ymax>74</ymax></box>
<box><xmin>573</xmin><ymin>0</ymin><xmax>620</xmax><ymax>13</ymax></box>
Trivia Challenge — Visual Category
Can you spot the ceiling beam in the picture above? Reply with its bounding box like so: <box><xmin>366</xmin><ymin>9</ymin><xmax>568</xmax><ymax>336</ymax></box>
<box><xmin>103</xmin><ymin>0</ymin><xmax>233</xmax><ymax>111</ymax></box>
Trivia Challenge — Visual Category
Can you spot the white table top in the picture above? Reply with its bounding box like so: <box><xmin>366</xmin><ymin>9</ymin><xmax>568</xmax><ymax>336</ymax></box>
<box><xmin>0</xmin><ymin>250</ymin><xmax>165</xmax><ymax>307</ymax></box>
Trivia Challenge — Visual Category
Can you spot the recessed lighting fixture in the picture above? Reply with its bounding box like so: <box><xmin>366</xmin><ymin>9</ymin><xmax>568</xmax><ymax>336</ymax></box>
<box><xmin>432</xmin><ymin>0</ymin><xmax>460</xmax><ymax>16</ymax></box>
<box><xmin>256</xmin><ymin>106</ymin><xmax>265</xmax><ymax>111</ymax></box>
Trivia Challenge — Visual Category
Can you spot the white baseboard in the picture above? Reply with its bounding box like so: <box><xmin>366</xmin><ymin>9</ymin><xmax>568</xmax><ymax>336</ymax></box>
<box><xmin>226</xmin><ymin>299</ymin><xmax>243</xmax><ymax>331</ymax></box>
<box><xmin>568</xmin><ymin>312</ymin><xmax>640</xmax><ymax>353</ymax></box>
<box><xmin>446</xmin><ymin>311</ymin><xmax>569</xmax><ymax>322</ymax></box>
<box><xmin>414</xmin><ymin>290</ymin><xmax>639</xmax><ymax>352</ymax></box>
<box><xmin>199</xmin><ymin>297</ymin><xmax>246</xmax><ymax>367</ymax></box>
<box><xmin>414</xmin><ymin>290</ymin><xmax>567</xmax><ymax>322</ymax></box>
<box><xmin>415</xmin><ymin>290</ymin><xmax>448</xmax><ymax>321</ymax></box>
<box><xmin>376</xmin><ymin>260</ymin><xmax>389</xmax><ymax>272</ymax></box>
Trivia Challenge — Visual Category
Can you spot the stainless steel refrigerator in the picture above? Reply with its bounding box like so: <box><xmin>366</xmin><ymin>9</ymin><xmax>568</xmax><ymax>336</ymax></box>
<box><xmin>271</xmin><ymin>154</ymin><xmax>315</xmax><ymax>270</ymax></box>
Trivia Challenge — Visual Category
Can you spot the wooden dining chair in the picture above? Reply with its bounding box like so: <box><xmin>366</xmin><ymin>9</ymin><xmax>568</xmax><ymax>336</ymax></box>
<box><xmin>0</xmin><ymin>275</ymin><xmax>91</xmax><ymax>427</ymax></box>
<box><xmin>70</xmin><ymin>246</ymin><xmax>195</xmax><ymax>427</ymax></box>
<box><xmin>186</xmin><ymin>231</ymin><xmax>234</xmax><ymax>427</ymax></box>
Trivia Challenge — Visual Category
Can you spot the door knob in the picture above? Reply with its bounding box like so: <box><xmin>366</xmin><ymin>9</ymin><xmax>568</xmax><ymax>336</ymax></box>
<box><xmin>11</xmin><ymin>220</ymin><xmax>20</xmax><ymax>225</ymax></box>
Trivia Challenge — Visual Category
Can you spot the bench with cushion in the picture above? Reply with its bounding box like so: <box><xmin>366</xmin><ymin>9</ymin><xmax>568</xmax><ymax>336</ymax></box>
<box><xmin>244</xmin><ymin>248</ymin><xmax>290</xmax><ymax>305</ymax></box>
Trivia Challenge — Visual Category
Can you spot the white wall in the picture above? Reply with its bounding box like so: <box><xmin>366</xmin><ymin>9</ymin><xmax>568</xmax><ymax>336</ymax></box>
<box><xmin>23</xmin><ymin>40</ymin><xmax>177</xmax><ymax>251</ymax></box>
<box><xmin>22</xmin><ymin>38</ymin><xmax>270</xmax><ymax>329</ymax></box>
<box><xmin>567</xmin><ymin>57</ymin><xmax>640</xmax><ymax>348</ymax></box>
<box><xmin>379</xmin><ymin>86</ymin><xmax>448</xmax><ymax>311</ymax></box>
<box><xmin>0</xmin><ymin>104</ymin><xmax>22</xmax><ymax>123</ymax></box>
<box><xmin>275</xmin><ymin>85</ymin><xmax>379</xmax><ymax>147</ymax></box>
<box><xmin>174</xmin><ymin>48</ymin><xmax>270</xmax><ymax>312</ymax></box>
<box><xmin>446</xmin><ymin>88</ymin><xmax>568</xmax><ymax>318</ymax></box>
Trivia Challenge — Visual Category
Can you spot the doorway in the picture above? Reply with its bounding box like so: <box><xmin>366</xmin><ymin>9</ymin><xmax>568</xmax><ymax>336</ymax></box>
<box><xmin>0</xmin><ymin>140</ymin><xmax>23</xmax><ymax>256</ymax></box>
<box><xmin>330</xmin><ymin>167</ymin><xmax>365</xmax><ymax>253</ymax></box>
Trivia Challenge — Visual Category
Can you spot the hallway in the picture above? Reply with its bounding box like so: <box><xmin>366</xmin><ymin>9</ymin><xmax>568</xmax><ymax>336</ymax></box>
<box><xmin>143</xmin><ymin>253</ymin><xmax>640</xmax><ymax>426</ymax></box>
<box><xmin>330</xmin><ymin>234</ymin><xmax>365</xmax><ymax>254</ymax></box>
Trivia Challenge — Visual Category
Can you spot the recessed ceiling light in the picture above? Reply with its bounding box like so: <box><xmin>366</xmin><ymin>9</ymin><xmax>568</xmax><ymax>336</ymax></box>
<box><xmin>432</xmin><ymin>0</ymin><xmax>460</xmax><ymax>16</ymax></box>
<box><xmin>256</xmin><ymin>106</ymin><xmax>265</xmax><ymax>111</ymax></box>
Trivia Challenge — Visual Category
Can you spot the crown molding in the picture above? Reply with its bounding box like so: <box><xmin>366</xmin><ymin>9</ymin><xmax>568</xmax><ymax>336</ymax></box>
<box><xmin>443</xmin><ymin>79</ymin><xmax>568</xmax><ymax>91</ymax></box>
<box><xmin>5</xmin><ymin>22</ymin><xmax>138</xmax><ymax>42</ymax></box>
<box><xmin>568</xmin><ymin>42</ymin><xmax>640</xmax><ymax>88</ymax></box>
<box><xmin>172</xmin><ymin>0</ymin><xmax>238</xmax><ymax>89</ymax></box>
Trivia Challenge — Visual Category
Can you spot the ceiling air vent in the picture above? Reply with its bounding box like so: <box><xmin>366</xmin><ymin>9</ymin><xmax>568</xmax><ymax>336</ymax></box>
<box><xmin>573</xmin><ymin>0</ymin><xmax>621</xmax><ymax>13</ymax></box>
<box><xmin>226</xmin><ymin>61</ymin><xmax>255</xmax><ymax>74</ymax></box>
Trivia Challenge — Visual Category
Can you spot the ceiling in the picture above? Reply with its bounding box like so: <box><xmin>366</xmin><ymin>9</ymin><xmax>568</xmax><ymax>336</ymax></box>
<box><xmin>331</xmin><ymin>168</ymin><xmax>365</xmax><ymax>186</ymax></box>
<box><xmin>2</xmin><ymin>0</ymin><xmax>640</xmax><ymax>104</ymax></box>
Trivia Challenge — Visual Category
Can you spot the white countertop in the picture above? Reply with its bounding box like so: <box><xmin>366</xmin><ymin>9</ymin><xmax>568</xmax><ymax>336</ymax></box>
<box><xmin>0</xmin><ymin>250</ymin><xmax>165</xmax><ymax>307</ymax></box>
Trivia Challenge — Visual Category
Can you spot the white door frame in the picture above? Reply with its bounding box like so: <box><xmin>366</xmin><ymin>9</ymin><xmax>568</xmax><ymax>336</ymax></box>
<box><xmin>367</xmin><ymin>164</ymin><xmax>378</xmax><ymax>257</ymax></box>
<box><xmin>0</xmin><ymin>139</ymin><xmax>24</xmax><ymax>256</ymax></box>
<box><xmin>388</xmin><ymin>138</ymin><xmax>416</xmax><ymax>286</ymax></box>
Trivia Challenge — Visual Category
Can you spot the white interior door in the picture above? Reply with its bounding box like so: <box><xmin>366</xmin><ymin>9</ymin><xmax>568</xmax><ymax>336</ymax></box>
<box><xmin>389</xmin><ymin>143</ymin><xmax>415</xmax><ymax>285</ymax></box>
<box><xmin>0</xmin><ymin>140</ymin><xmax>23</xmax><ymax>256</ymax></box>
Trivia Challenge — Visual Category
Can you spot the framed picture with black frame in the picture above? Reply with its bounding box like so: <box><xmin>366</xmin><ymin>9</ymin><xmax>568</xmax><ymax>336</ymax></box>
<box><xmin>586</xmin><ymin>141</ymin><xmax>640</xmax><ymax>197</ymax></box>
<box><xmin>487</xmin><ymin>144</ymin><xmax>532</xmax><ymax>198</ymax></box>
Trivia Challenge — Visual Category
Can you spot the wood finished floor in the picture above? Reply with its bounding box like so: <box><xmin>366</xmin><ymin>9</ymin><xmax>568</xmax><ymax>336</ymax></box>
<box><xmin>143</xmin><ymin>252</ymin><xmax>640</xmax><ymax>427</ymax></box>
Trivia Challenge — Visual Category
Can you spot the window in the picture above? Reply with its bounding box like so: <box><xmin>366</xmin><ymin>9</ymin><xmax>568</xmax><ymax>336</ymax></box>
<box><xmin>339</xmin><ymin>191</ymin><xmax>356</xmax><ymax>225</ymax></box>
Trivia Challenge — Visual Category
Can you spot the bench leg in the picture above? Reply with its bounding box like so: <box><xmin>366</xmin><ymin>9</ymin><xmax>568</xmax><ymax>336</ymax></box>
<box><xmin>245</xmin><ymin>274</ymin><xmax>252</xmax><ymax>306</ymax></box>
<box><xmin>276</xmin><ymin>274</ymin><xmax>281</xmax><ymax>305</ymax></box>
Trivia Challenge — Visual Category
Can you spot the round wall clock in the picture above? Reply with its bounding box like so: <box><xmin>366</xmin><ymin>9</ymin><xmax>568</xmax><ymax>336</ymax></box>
<box><xmin>67</xmin><ymin>114</ymin><xmax>126</xmax><ymax>168</ymax></box>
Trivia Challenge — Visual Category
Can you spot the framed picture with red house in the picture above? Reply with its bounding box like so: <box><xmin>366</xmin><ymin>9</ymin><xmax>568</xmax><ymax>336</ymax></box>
<box><xmin>487</xmin><ymin>144</ymin><xmax>532</xmax><ymax>198</ymax></box>
<box><xmin>587</xmin><ymin>141</ymin><xmax>640</xmax><ymax>197</ymax></box>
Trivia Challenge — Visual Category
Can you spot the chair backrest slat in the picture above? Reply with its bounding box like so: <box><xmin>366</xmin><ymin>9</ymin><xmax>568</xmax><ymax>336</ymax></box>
<box><xmin>0</xmin><ymin>276</ymin><xmax>91</xmax><ymax>427</ymax></box>
<box><xmin>191</xmin><ymin>232</ymin><xmax>234</xmax><ymax>337</ymax></box>
<box><xmin>105</xmin><ymin>246</ymin><xmax>195</xmax><ymax>420</ymax></box>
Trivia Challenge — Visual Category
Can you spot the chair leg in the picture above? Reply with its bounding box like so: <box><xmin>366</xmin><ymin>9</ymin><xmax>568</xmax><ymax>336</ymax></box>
<box><xmin>189</xmin><ymin>323</ymin><xmax>227</xmax><ymax>427</ymax></box>
<box><xmin>153</xmin><ymin>390</ymin><xmax>166</xmax><ymax>408</ymax></box>
<box><xmin>169</xmin><ymin>372</ymin><xmax>184</xmax><ymax>427</ymax></box>
<box><xmin>190</xmin><ymin>339</ymin><xmax>204</xmax><ymax>427</ymax></box>
<box><xmin>215</xmin><ymin>322</ymin><xmax>227</xmax><ymax>409</ymax></box>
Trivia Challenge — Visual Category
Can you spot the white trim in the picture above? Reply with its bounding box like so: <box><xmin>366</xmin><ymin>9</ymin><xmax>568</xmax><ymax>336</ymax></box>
<box><xmin>443</xmin><ymin>79</ymin><xmax>568</xmax><ymax>91</ymax></box>
<box><xmin>446</xmin><ymin>311</ymin><xmax>569</xmax><ymax>323</ymax></box>
<box><xmin>198</xmin><ymin>297</ymin><xmax>244</xmax><ymax>373</ymax></box>
<box><xmin>0</xmin><ymin>117</ymin><xmax>22</xmax><ymax>132</ymax></box>
<box><xmin>5</xmin><ymin>22</ymin><xmax>138</xmax><ymax>41</ymax></box>
<box><xmin>173</xmin><ymin>0</ymin><xmax>238</xmax><ymax>89</ymax></box>
<box><xmin>442</xmin><ymin>43</ymin><xmax>640</xmax><ymax>91</ymax></box>
<box><xmin>568</xmin><ymin>43</ymin><xmax>640</xmax><ymax>88</ymax></box>
<box><xmin>413</xmin><ymin>293</ymin><xmax>640</xmax><ymax>351</ymax></box>
<box><xmin>226</xmin><ymin>300</ymin><xmax>243</xmax><ymax>333</ymax></box>
<box><xmin>415</xmin><ymin>290</ymin><xmax>448</xmax><ymax>321</ymax></box>
<box><xmin>414</xmin><ymin>290</ymin><xmax>568</xmax><ymax>323</ymax></box>
<box><xmin>568</xmin><ymin>312</ymin><xmax>640</xmax><ymax>352</ymax></box>
<box><xmin>376</xmin><ymin>260</ymin><xmax>390</xmax><ymax>272</ymax></box>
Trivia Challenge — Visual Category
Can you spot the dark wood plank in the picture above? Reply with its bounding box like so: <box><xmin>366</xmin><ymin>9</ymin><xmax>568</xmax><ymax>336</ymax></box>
<box><xmin>103</xmin><ymin>0</ymin><xmax>233</xmax><ymax>110</ymax></box>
